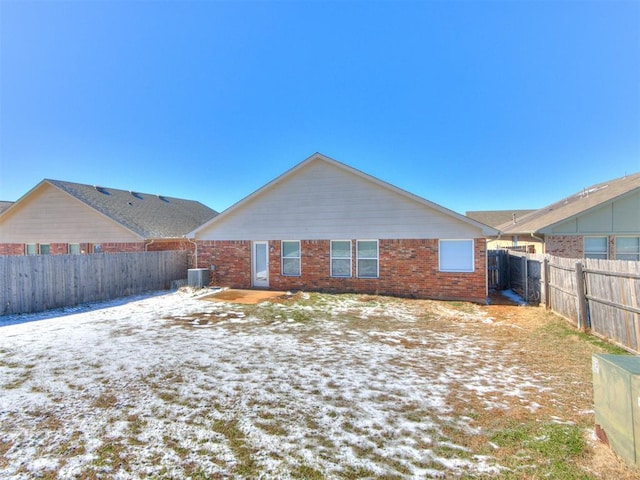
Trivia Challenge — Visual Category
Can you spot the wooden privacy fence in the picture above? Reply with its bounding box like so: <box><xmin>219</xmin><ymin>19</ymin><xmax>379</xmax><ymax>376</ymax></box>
<box><xmin>490</xmin><ymin>250</ymin><xmax>542</xmax><ymax>304</ymax></box>
<box><xmin>495</xmin><ymin>250</ymin><xmax>640</xmax><ymax>353</ymax></box>
<box><xmin>0</xmin><ymin>251</ymin><xmax>188</xmax><ymax>316</ymax></box>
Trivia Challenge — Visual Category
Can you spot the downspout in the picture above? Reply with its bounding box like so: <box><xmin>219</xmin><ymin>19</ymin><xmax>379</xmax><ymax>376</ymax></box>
<box><xmin>185</xmin><ymin>236</ymin><xmax>198</xmax><ymax>268</ymax></box>
<box><xmin>529</xmin><ymin>232</ymin><xmax>545</xmax><ymax>254</ymax></box>
<box><xmin>144</xmin><ymin>239</ymin><xmax>155</xmax><ymax>251</ymax></box>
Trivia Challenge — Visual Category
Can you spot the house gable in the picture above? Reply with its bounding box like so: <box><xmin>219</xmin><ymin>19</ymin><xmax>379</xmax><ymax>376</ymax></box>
<box><xmin>500</xmin><ymin>172</ymin><xmax>640</xmax><ymax>236</ymax></box>
<box><xmin>0</xmin><ymin>182</ymin><xmax>142</xmax><ymax>243</ymax></box>
<box><xmin>544</xmin><ymin>190</ymin><xmax>640</xmax><ymax>235</ymax></box>
<box><xmin>193</xmin><ymin>153</ymin><xmax>495</xmax><ymax>241</ymax></box>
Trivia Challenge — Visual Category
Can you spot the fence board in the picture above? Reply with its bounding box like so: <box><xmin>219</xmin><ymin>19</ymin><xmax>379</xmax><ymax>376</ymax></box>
<box><xmin>0</xmin><ymin>251</ymin><xmax>188</xmax><ymax>316</ymax></box>
<box><xmin>584</xmin><ymin>258</ymin><xmax>640</xmax><ymax>352</ymax></box>
<box><xmin>547</xmin><ymin>256</ymin><xmax>580</xmax><ymax>324</ymax></box>
<box><xmin>495</xmin><ymin>250</ymin><xmax>640</xmax><ymax>354</ymax></box>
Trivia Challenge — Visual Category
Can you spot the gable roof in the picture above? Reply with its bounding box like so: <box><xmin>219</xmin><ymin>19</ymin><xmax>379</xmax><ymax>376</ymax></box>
<box><xmin>466</xmin><ymin>210</ymin><xmax>536</xmax><ymax>229</ymax></box>
<box><xmin>189</xmin><ymin>152</ymin><xmax>498</xmax><ymax>237</ymax></box>
<box><xmin>1</xmin><ymin>180</ymin><xmax>218</xmax><ymax>239</ymax></box>
<box><xmin>499</xmin><ymin>172</ymin><xmax>640</xmax><ymax>234</ymax></box>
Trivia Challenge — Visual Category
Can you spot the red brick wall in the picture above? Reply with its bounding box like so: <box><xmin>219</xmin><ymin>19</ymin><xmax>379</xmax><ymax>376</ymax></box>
<box><xmin>545</xmin><ymin>236</ymin><xmax>583</xmax><ymax>258</ymax></box>
<box><xmin>50</xmin><ymin>243</ymin><xmax>70</xmax><ymax>254</ymax></box>
<box><xmin>0</xmin><ymin>242</ymin><xmax>146</xmax><ymax>255</ymax></box>
<box><xmin>196</xmin><ymin>238</ymin><xmax>487</xmax><ymax>303</ymax></box>
<box><xmin>0</xmin><ymin>243</ymin><xmax>25</xmax><ymax>255</ymax></box>
<box><xmin>546</xmin><ymin>235</ymin><xmax>620</xmax><ymax>259</ymax></box>
<box><xmin>93</xmin><ymin>243</ymin><xmax>145</xmax><ymax>253</ymax></box>
<box><xmin>197</xmin><ymin>240</ymin><xmax>252</xmax><ymax>288</ymax></box>
<box><xmin>0</xmin><ymin>241</ymin><xmax>190</xmax><ymax>256</ymax></box>
<box><xmin>146</xmin><ymin>239</ymin><xmax>192</xmax><ymax>252</ymax></box>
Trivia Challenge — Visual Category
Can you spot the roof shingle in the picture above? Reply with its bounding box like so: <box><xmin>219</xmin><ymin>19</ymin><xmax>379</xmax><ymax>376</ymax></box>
<box><xmin>498</xmin><ymin>172</ymin><xmax>640</xmax><ymax>234</ymax></box>
<box><xmin>46</xmin><ymin>180</ymin><xmax>217</xmax><ymax>238</ymax></box>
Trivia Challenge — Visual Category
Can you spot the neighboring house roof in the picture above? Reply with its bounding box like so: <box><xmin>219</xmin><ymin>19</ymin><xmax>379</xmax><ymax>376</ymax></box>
<box><xmin>1</xmin><ymin>180</ymin><xmax>218</xmax><ymax>239</ymax></box>
<box><xmin>0</xmin><ymin>201</ymin><xmax>14</xmax><ymax>214</ymax></box>
<box><xmin>189</xmin><ymin>152</ymin><xmax>499</xmax><ymax>238</ymax></box>
<box><xmin>498</xmin><ymin>172</ymin><xmax>640</xmax><ymax>235</ymax></box>
<box><xmin>466</xmin><ymin>210</ymin><xmax>536</xmax><ymax>229</ymax></box>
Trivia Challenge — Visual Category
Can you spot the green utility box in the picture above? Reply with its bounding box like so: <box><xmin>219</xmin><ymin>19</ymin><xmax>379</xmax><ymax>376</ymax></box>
<box><xmin>592</xmin><ymin>353</ymin><xmax>640</xmax><ymax>466</ymax></box>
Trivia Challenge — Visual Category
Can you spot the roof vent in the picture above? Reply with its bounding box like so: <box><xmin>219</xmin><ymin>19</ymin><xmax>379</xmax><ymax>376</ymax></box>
<box><xmin>578</xmin><ymin>184</ymin><xmax>609</xmax><ymax>198</ymax></box>
<box><xmin>157</xmin><ymin>194</ymin><xmax>168</xmax><ymax>202</ymax></box>
<box><xmin>130</xmin><ymin>191</ymin><xmax>143</xmax><ymax>199</ymax></box>
<box><xmin>94</xmin><ymin>186</ymin><xmax>109</xmax><ymax>195</ymax></box>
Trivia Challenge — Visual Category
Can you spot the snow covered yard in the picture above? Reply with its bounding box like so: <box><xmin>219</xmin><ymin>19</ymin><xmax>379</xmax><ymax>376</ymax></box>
<box><xmin>0</xmin><ymin>290</ymin><xmax>631</xmax><ymax>479</ymax></box>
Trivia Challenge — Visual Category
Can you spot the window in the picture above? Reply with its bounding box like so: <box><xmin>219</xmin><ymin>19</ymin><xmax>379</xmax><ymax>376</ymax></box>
<box><xmin>357</xmin><ymin>240</ymin><xmax>378</xmax><ymax>278</ymax></box>
<box><xmin>616</xmin><ymin>237</ymin><xmax>640</xmax><ymax>261</ymax></box>
<box><xmin>69</xmin><ymin>243</ymin><xmax>81</xmax><ymax>255</ymax></box>
<box><xmin>331</xmin><ymin>240</ymin><xmax>352</xmax><ymax>277</ymax></box>
<box><xmin>439</xmin><ymin>239</ymin><xmax>474</xmax><ymax>272</ymax></box>
<box><xmin>93</xmin><ymin>244</ymin><xmax>102</xmax><ymax>253</ymax></box>
<box><xmin>39</xmin><ymin>244</ymin><xmax>50</xmax><ymax>255</ymax></box>
<box><xmin>25</xmin><ymin>244</ymin><xmax>36</xmax><ymax>255</ymax></box>
<box><xmin>584</xmin><ymin>236</ymin><xmax>608</xmax><ymax>259</ymax></box>
<box><xmin>282</xmin><ymin>241</ymin><xmax>301</xmax><ymax>276</ymax></box>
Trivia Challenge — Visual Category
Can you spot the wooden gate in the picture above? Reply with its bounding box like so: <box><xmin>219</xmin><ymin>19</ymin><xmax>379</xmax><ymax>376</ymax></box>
<box><xmin>487</xmin><ymin>250</ymin><xmax>508</xmax><ymax>291</ymax></box>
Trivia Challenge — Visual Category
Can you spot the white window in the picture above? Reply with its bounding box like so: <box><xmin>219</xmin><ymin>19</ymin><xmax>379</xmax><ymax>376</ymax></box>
<box><xmin>615</xmin><ymin>237</ymin><xmax>640</xmax><ymax>261</ymax></box>
<box><xmin>282</xmin><ymin>241</ymin><xmax>301</xmax><ymax>276</ymax></box>
<box><xmin>331</xmin><ymin>240</ymin><xmax>352</xmax><ymax>277</ymax></box>
<box><xmin>25</xmin><ymin>244</ymin><xmax>36</xmax><ymax>255</ymax></box>
<box><xmin>357</xmin><ymin>240</ymin><xmax>378</xmax><ymax>278</ymax></box>
<box><xmin>68</xmin><ymin>243</ymin><xmax>81</xmax><ymax>255</ymax></box>
<box><xmin>439</xmin><ymin>239</ymin><xmax>474</xmax><ymax>272</ymax></box>
<box><xmin>584</xmin><ymin>236</ymin><xmax>608</xmax><ymax>259</ymax></box>
<box><xmin>39</xmin><ymin>244</ymin><xmax>50</xmax><ymax>255</ymax></box>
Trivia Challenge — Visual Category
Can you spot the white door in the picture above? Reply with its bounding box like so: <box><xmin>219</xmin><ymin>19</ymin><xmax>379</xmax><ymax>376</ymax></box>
<box><xmin>252</xmin><ymin>241</ymin><xmax>269</xmax><ymax>288</ymax></box>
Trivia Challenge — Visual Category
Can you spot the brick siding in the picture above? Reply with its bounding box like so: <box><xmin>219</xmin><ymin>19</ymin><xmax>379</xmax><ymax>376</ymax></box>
<box><xmin>546</xmin><ymin>235</ymin><xmax>622</xmax><ymax>259</ymax></box>
<box><xmin>545</xmin><ymin>236</ymin><xmax>583</xmax><ymax>258</ymax></box>
<box><xmin>0</xmin><ymin>243</ymin><xmax>25</xmax><ymax>255</ymax></box>
<box><xmin>0</xmin><ymin>240</ymin><xmax>196</xmax><ymax>256</ymax></box>
<box><xmin>196</xmin><ymin>238</ymin><xmax>487</xmax><ymax>303</ymax></box>
<box><xmin>197</xmin><ymin>240</ymin><xmax>252</xmax><ymax>288</ymax></box>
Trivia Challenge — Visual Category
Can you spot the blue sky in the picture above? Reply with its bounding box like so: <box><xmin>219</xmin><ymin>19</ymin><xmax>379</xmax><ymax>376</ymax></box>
<box><xmin>1</xmin><ymin>1</ymin><xmax>638</xmax><ymax>215</ymax></box>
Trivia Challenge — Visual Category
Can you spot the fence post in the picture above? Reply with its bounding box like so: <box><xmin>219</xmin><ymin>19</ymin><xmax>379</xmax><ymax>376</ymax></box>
<box><xmin>575</xmin><ymin>261</ymin><xmax>588</xmax><ymax>331</ymax></box>
<box><xmin>543</xmin><ymin>257</ymin><xmax>550</xmax><ymax>310</ymax></box>
<box><xmin>522</xmin><ymin>255</ymin><xmax>528</xmax><ymax>304</ymax></box>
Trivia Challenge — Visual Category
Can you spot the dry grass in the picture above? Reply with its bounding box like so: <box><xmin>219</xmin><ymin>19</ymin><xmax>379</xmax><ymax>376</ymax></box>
<box><xmin>1</xmin><ymin>291</ymin><xmax>638</xmax><ymax>479</ymax></box>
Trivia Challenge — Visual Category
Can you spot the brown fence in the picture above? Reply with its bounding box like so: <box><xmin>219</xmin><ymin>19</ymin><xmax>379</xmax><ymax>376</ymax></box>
<box><xmin>491</xmin><ymin>250</ymin><xmax>640</xmax><ymax>353</ymax></box>
<box><xmin>581</xmin><ymin>258</ymin><xmax>640</xmax><ymax>353</ymax></box>
<box><xmin>0</xmin><ymin>251</ymin><xmax>188</xmax><ymax>316</ymax></box>
<box><xmin>539</xmin><ymin>254</ymin><xmax>638</xmax><ymax>353</ymax></box>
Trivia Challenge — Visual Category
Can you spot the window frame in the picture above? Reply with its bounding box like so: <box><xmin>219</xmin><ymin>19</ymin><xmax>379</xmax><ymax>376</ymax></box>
<box><xmin>39</xmin><ymin>244</ymin><xmax>50</xmax><ymax>255</ymax></box>
<box><xmin>281</xmin><ymin>240</ymin><xmax>301</xmax><ymax>276</ymax></box>
<box><xmin>330</xmin><ymin>240</ymin><xmax>352</xmax><ymax>278</ymax></box>
<box><xmin>25</xmin><ymin>243</ymin><xmax>37</xmax><ymax>255</ymax></box>
<box><xmin>438</xmin><ymin>239</ymin><xmax>475</xmax><ymax>273</ymax></box>
<box><xmin>615</xmin><ymin>236</ymin><xmax>640</xmax><ymax>261</ymax></box>
<box><xmin>356</xmin><ymin>239</ymin><xmax>379</xmax><ymax>278</ymax></box>
<box><xmin>68</xmin><ymin>243</ymin><xmax>81</xmax><ymax>255</ymax></box>
<box><xmin>584</xmin><ymin>236</ymin><xmax>608</xmax><ymax>260</ymax></box>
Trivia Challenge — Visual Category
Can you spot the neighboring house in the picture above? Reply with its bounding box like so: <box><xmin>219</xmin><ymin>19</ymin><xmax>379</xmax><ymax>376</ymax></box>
<box><xmin>0</xmin><ymin>179</ymin><xmax>217</xmax><ymax>256</ymax></box>
<box><xmin>188</xmin><ymin>153</ymin><xmax>498</xmax><ymax>303</ymax></box>
<box><xmin>0</xmin><ymin>201</ymin><xmax>14</xmax><ymax>214</ymax></box>
<box><xmin>497</xmin><ymin>172</ymin><xmax>640</xmax><ymax>259</ymax></box>
<box><xmin>466</xmin><ymin>209</ymin><xmax>536</xmax><ymax>251</ymax></box>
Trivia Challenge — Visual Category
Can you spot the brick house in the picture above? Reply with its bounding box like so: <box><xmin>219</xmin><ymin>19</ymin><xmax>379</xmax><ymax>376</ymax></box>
<box><xmin>188</xmin><ymin>153</ymin><xmax>498</xmax><ymax>303</ymax></box>
<box><xmin>497</xmin><ymin>172</ymin><xmax>640</xmax><ymax>259</ymax></box>
<box><xmin>0</xmin><ymin>179</ymin><xmax>217</xmax><ymax>256</ymax></box>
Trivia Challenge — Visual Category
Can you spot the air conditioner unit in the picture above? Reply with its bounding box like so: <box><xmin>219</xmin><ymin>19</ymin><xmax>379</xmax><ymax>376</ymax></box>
<box><xmin>187</xmin><ymin>268</ymin><xmax>209</xmax><ymax>288</ymax></box>
<box><xmin>592</xmin><ymin>353</ymin><xmax>640</xmax><ymax>466</ymax></box>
